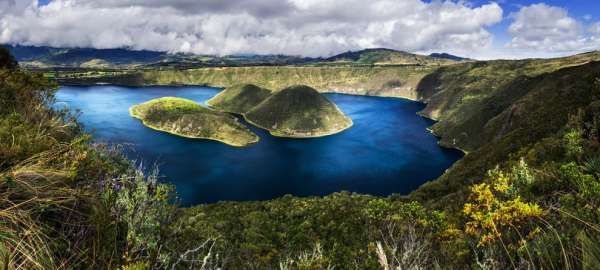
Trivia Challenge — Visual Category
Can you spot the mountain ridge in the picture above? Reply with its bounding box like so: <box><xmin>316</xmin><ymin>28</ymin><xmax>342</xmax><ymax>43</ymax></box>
<box><xmin>4</xmin><ymin>45</ymin><xmax>458</xmax><ymax>68</ymax></box>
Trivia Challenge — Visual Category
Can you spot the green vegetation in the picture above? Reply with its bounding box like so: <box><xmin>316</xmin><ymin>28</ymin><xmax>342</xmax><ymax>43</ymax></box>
<box><xmin>2</xmin><ymin>45</ymin><xmax>600</xmax><ymax>269</ymax></box>
<box><xmin>0</xmin><ymin>47</ymin><xmax>170</xmax><ymax>269</ymax></box>
<box><xmin>411</xmin><ymin>55</ymin><xmax>600</xmax><ymax>208</ymax></box>
<box><xmin>10</xmin><ymin>46</ymin><xmax>453</xmax><ymax>69</ymax></box>
<box><xmin>244</xmin><ymin>85</ymin><xmax>353</xmax><ymax>137</ymax></box>
<box><xmin>206</xmin><ymin>84</ymin><xmax>272</xmax><ymax>114</ymax></box>
<box><xmin>415</xmin><ymin>51</ymin><xmax>600</xmax><ymax>152</ymax></box>
<box><xmin>130</xmin><ymin>97</ymin><xmax>259</xmax><ymax>147</ymax></box>
<box><xmin>323</xmin><ymin>48</ymin><xmax>454</xmax><ymax>66</ymax></box>
<box><xmin>207</xmin><ymin>84</ymin><xmax>353</xmax><ymax>137</ymax></box>
<box><xmin>46</xmin><ymin>65</ymin><xmax>434</xmax><ymax>99</ymax></box>
<box><xmin>0</xmin><ymin>47</ymin><xmax>17</xmax><ymax>70</ymax></box>
<box><xmin>141</xmin><ymin>66</ymin><xmax>433</xmax><ymax>99</ymax></box>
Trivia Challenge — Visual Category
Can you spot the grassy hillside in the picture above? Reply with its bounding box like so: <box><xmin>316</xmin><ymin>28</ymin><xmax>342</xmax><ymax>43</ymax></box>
<box><xmin>0</xmin><ymin>47</ymin><xmax>165</xmax><ymax>269</ymax></box>
<box><xmin>175</xmin><ymin>56</ymin><xmax>600</xmax><ymax>269</ymax></box>
<box><xmin>410</xmin><ymin>56</ymin><xmax>600</xmax><ymax>208</ymax></box>
<box><xmin>417</xmin><ymin>51</ymin><xmax>600</xmax><ymax>152</ymax></box>
<box><xmin>245</xmin><ymin>85</ymin><xmax>353</xmax><ymax>137</ymax></box>
<box><xmin>130</xmin><ymin>97</ymin><xmax>258</xmax><ymax>147</ymax></box>
<box><xmin>206</xmin><ymin>84</ymin><xmax>272</xmax><ymax>114</ymax></box>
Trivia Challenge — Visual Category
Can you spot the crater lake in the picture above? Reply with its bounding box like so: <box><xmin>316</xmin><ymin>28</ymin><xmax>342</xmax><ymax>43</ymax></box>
<box><xmin>55</xmin><ymin>85</ymin><xmax>463</xmax><ymax>206</ymax></box>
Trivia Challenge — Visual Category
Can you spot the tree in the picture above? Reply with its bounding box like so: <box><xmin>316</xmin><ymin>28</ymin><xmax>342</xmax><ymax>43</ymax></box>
<box><xmin>0</xmin><ymin>46</ymin><xmax>18</xmax><ymax>69</ymax></box>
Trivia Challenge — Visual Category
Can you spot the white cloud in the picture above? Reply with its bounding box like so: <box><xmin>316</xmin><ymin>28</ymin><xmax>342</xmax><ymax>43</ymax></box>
<box><xmin>0</xmin><ymin>0</ymin><xmax>503</xmax><ymax>57</ymax></box>
<box><xmin>506</xmin><ymin>3</ymin><xmax>600</xmax><ymax>53</ymax></box>
<box><xmin>590</xmin><ymin>22</ymin><xmax>600</xmax><ymax>35</ymax></box>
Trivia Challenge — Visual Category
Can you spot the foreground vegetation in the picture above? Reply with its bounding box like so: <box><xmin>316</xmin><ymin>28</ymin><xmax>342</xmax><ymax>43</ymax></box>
<box><xmin>2</xmin><ymin>45</ymin><xmax>600</xmax><ymax>269</ymax></box>
<box><xmin>130</xmin><ymin>97</ymin><xmax>259</xmax><ymax>147</ymax></box>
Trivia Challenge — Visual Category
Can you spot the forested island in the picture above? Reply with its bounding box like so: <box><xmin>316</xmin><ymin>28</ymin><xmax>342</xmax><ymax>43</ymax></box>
<box><xmin>208</xmin><ymin>84</ymin><xmax>353</xmax><ymax>137</ymax></box>
<box><xmin>131</xmin><ymin>84</ymin><xmax>352</xmax><ymax>143</ymax></box>
<box><xmin>130</xmin><ymin>97</ymin><xmax>259</xmax><ymax>147</ymax></box>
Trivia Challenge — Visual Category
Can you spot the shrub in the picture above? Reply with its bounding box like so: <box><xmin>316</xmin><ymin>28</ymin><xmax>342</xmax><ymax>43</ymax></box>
<box><xmin>463</xmin><ymin>167</ymin><xmax>544</xmax><ymax>247</ymax></box>
<box><xmin>564</xmin><ymin>130</ymin><xmax>584</xmax><ymax>159</ymax></box>
<box><xmin>102</xmin><ymin>167</ymin><xmax>178</xmax><ymax>268</ymax></box>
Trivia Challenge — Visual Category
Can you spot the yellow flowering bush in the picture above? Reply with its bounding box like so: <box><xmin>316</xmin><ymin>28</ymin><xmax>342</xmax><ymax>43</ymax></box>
<box><xmin>463</xmin><ymin>167</ymin><xmax>544</xmax><ymax>247</ymax></box>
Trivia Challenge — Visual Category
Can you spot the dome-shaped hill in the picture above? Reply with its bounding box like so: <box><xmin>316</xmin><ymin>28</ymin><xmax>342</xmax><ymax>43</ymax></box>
<box><xmin>206</xmin><ymin>84</ymin><xmax>272</xmax><ymax>114</ymax></box>
<box><xmin>245</xmin><ymin>85</ymin><xmax>353</xmax><ymax>137</ymax></box>
<box><xmin>130</xmin><ymin>97</ymin><xmax>259</xmax><ymax>147</ymax></box>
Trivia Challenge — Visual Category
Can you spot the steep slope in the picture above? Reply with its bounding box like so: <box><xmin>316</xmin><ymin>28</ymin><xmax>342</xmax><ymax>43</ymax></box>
<box><xmin>136</xmin><ymin>66</ymin><xmax>433</xmax><ymax>98</ymax></box>
<box><xmin>410</xmin><ymin>60</ymin><xmax>600</xmax><ymax>209</ymax></box>
<box><xmin>417</xmin><ymin>51</ymin><xmax>600</xmax><ymax>152</ymax></box>
<box><xmin>130</xmin><ymin>97</ymin><xmax>259</xmax><ymax>147</ymax></box>
<box><xmin>206</xmin><ymin>84</ymin><xmax>272</xmax><ymax>114</ymax></box>
<box><xmin>245</xmin><ymin>85</ymin><xmax>353</xmax><ymax>137</ymax></box>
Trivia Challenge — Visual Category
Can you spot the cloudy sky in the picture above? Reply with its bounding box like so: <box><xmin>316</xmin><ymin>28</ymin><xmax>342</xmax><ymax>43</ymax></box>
<box><xmin>1</xmin><ymin>0</ymin><xmax>599</xmax><ymax>59</ymax></box>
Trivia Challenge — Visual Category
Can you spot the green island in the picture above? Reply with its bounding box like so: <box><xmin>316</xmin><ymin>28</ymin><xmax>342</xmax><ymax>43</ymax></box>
<box><xmin>245</xmin><ymin>85</ymin><xmax>353</xmax><ymax>137</ymax></box>
<box><xmin>2</xmin><ymin>44</ymin><xmax>600</xmax><ymax>269</ymax></box>
<box><xmin>130</xmin><ymin>97</ymin><xmax>258</xmax><ymax>147</ymax></box>
<box><xmin>206</xmin><ymin>84</ymin><xmax>272</xmax><ymax>114</ymax></box>
<box><xmin>208</xmin><ymin>84</ymin><xmax>353</xmax><ymax>137</ymax></box>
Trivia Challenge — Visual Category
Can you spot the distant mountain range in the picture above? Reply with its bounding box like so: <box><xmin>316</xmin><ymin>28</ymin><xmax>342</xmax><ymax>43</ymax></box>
<box><xmin>324</xmin><ymin>48</ymin><xmax>466</xmax><ymax>65</ymax></box>
<box><xmin>3</xmin><ymin>44</ymin><xmax>469</xmax><ymax>69</ymax></box>
<box><xmin>428</xmin><ymin>52</ymin><xmax>471</xmax><ymax>61</ymax></box>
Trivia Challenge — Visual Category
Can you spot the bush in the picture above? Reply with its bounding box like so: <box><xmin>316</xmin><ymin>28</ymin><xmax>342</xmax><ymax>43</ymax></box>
<box><xmin>102</xmin><ymin>168</ymin><xmax>178</xmax><ymax>268</ymax></box>
<box><xmin>463</xmin><ymin>167</ymin><xmax>544</xmax><ymax>247</ymax></box>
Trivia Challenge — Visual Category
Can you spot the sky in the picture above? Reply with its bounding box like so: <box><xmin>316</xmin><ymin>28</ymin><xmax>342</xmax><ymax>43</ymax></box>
<box><xmin>1</xmin><ymin>0</ymin><xmax>599</xmax><ymax>59</ymax></box>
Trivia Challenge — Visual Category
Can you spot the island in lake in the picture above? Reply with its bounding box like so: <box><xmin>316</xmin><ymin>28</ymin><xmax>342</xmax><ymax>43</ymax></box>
<box><xmin>132</xmin><ymin>84</ymin><xmax>352</xmax><ymax>145</ymax></box>
<box><xmin>129</xmin><ymin>97</ymin><xmax>259</xmax><ymax>147</ymax></box>
<box><xmin>206</xmin><ymin>84</ymin><xmax>272</xmax><ymax>115</ymax></box>
<box><xmin>208</xmin><ymin>84</ymin><xmax>353</xmax><ymax>138</ymax></box>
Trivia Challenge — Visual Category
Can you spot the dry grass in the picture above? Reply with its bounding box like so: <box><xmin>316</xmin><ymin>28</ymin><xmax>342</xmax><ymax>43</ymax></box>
<box><xmin>0</xmin><ymin>141</ymin><xmax>101</xmax><ymax>270</ymax></box>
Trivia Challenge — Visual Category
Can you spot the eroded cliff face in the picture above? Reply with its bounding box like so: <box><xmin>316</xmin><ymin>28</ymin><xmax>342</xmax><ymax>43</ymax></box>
<box><xmin>141</xmin><ymin>66</ymin><xmax>435</xmax><ymax>99</ymax></box>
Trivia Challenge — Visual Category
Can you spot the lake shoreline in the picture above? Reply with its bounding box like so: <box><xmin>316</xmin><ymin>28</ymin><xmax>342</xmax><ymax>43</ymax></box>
<box><xmin>56</xmin><ymin>85</ymin><xmax>463</xmax><ymax>205</ymax></box>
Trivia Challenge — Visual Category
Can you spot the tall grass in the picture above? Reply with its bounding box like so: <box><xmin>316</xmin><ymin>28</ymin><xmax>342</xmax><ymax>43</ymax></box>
<box><xmin>1</xmin><ymin>142</ymin><xmax>92</xmax><ymax>269</ymax></box>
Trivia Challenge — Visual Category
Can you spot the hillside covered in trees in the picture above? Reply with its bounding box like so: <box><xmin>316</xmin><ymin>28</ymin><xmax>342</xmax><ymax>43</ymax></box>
<box><xmin>1</xmin><ymin>45</ymin><xmax>600</xmax><ymax>269</ymax></box>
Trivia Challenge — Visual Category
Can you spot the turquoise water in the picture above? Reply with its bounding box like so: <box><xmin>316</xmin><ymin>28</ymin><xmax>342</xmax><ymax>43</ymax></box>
<box><xmin>55</xmin><ymin>85</ymin><xmax>463</xmax><ymax>206</ymax></box>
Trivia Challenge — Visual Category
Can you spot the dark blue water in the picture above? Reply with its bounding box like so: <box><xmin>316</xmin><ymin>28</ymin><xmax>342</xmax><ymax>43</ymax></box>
<box><xmin>55</xmin><ymin>85</ymin><xmax>463</xmax><ymax>206</ymax></box>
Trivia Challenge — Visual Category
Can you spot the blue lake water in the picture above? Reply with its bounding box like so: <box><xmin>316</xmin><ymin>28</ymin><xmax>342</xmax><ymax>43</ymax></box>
<box><xmin>55</xmin><ymin>85</ymin><xmax>463</xmax><ymax>206</ymax></box>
